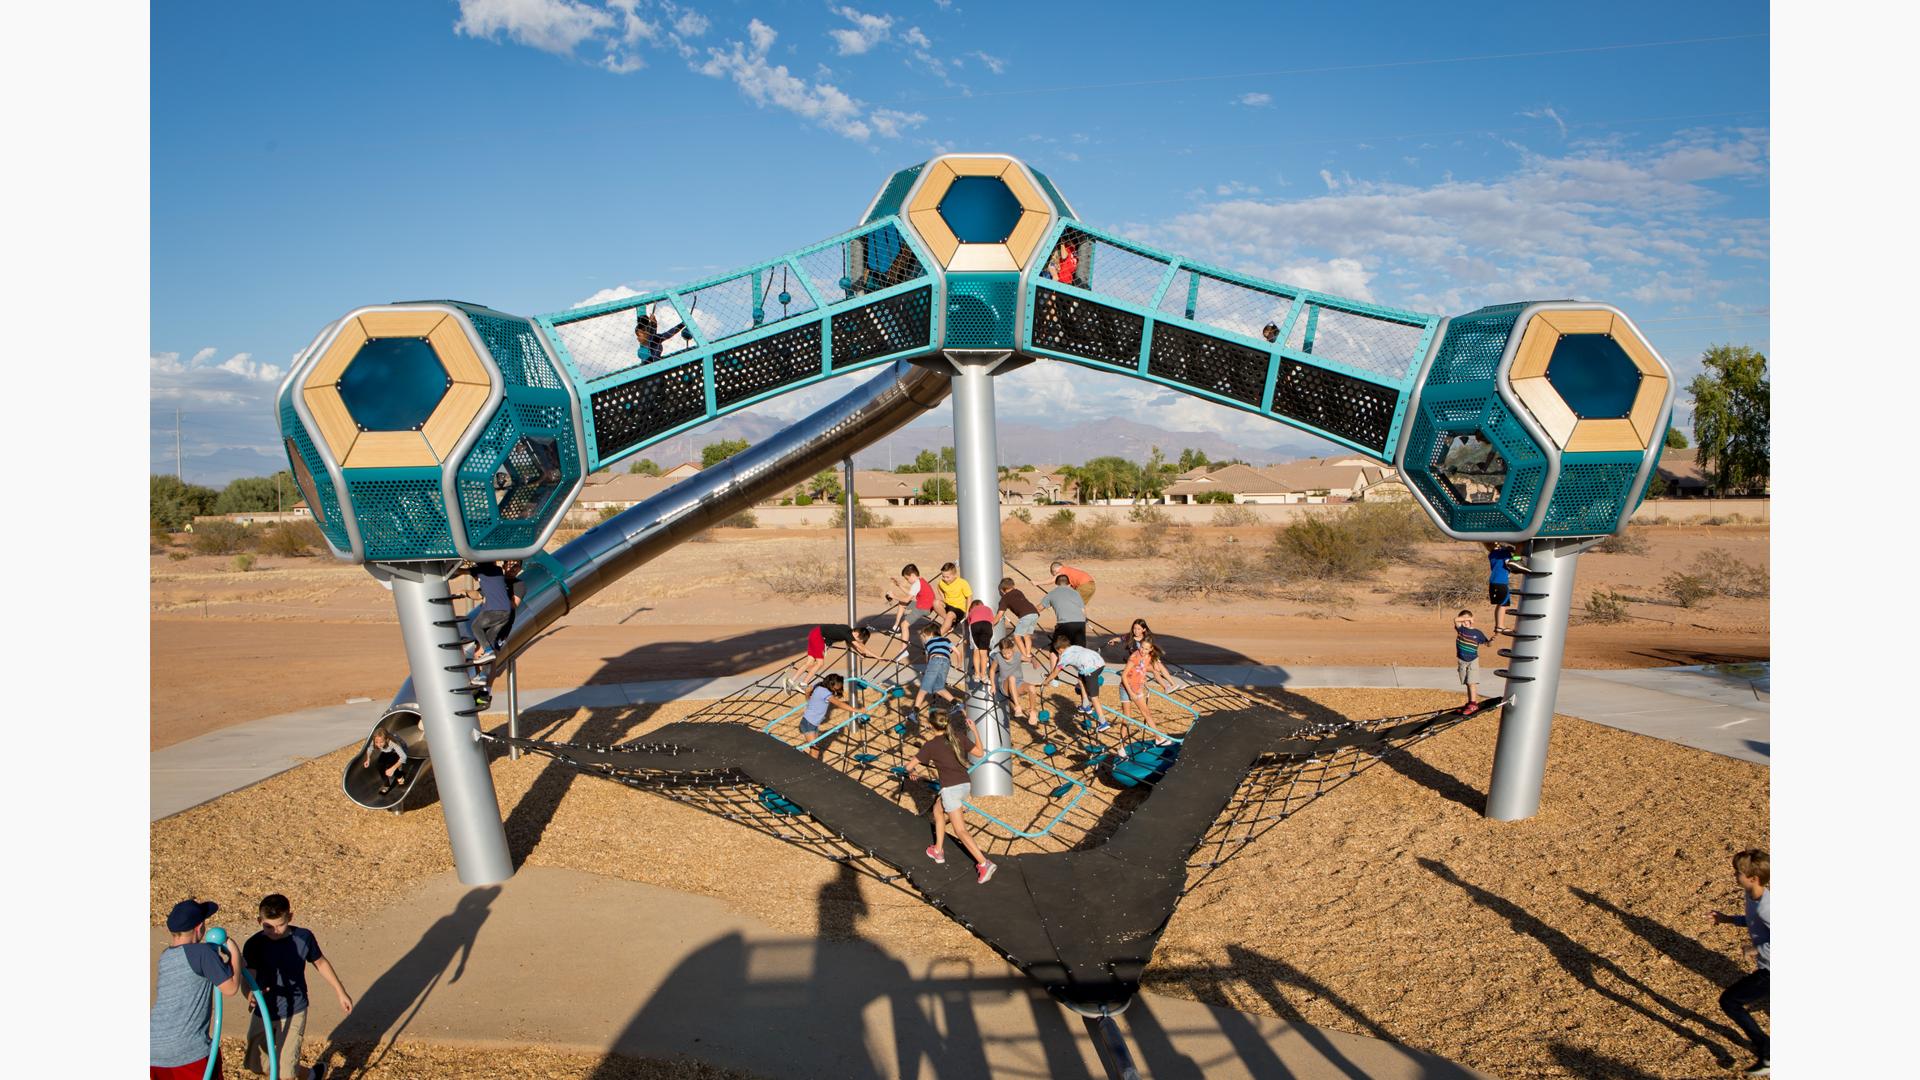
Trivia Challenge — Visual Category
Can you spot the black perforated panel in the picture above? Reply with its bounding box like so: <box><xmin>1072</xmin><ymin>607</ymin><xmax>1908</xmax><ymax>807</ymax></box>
<box><xmin>831</xmin><ymin>286</ymin><xmax>931</xmax><ymax>367</ymax></box>
<box><xmin>1147</xmin><ymin>322</ymin><xmax>1267</xmax><ymax>406</ymax></box>
<box><xmin>1031</xmin><ymin>288</ymin><xmax>1143</xmax><ymax>367</ymax></box>
<box><xmin>714</xmin><ymin>322</ymin><xmax>824</xmax><ymax>408</ymax></box>
<box><xmin>1270</xmin><ymin>360</ymin><xmax>1399</xmax><ymax>452</ymax></box>
<box><xmin>590</xmin><ymin>361</ymin><xmax>707</xmax><ymax>460</ymax></box>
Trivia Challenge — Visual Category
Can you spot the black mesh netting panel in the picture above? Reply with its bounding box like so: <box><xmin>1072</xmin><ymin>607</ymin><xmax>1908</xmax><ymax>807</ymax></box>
<box><xmin>1269</xmin><ymin>360</ymin><xmax>1400</xmax><ymax>452</ymax></box>
<box><xmin>1031</xmin><ymin>288</ymin><xmax>1143</xmax><ymax>368</ymax></box>
<box><xmin>589</xmin><ymin>360</ymin><xmax>707</xmax><ymax>460</ymax></box>
<box><xmin>1147</xmin><ymin>321</ymin><xmax>1267</xmax><ymax>407</ymax></box>
<box><xmin>713</xmin><ymin>322</ymin><xmax>824</xmax><ymax>408</ymax></box>
<box><xmin>831</xmin><ymin>286</ymin><xmax>931</xmax><ymax>367</ymax></box>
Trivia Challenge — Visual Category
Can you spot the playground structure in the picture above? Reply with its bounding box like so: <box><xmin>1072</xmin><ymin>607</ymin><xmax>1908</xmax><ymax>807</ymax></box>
<box><xmin>275</xmin><ymin>153</ymin><xmax>1672</xmax><ymax>1055</ymax></box>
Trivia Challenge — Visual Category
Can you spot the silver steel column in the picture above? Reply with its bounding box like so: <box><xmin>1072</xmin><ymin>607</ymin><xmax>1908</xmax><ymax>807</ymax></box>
<box><xmin>1486</xmin><ymin>538</ymin><xmax>1587</xmax><ymax>821</ymax></box>
<box><xmin>506</xmin><ymin>659</ymin><xmax>520</xmax><ymax>761</ymax></box>
<box><xmin>843</xmin><ymin>455</ymin><xmax>861</xmax><ymax>700</ymax></box>
<box><xmin>390</xmin><ymin>566</ymin><xmax>514</xmax><ymax>883</ymax></box>
<box><xmin>950</xmin><ymin>353</ymin><xmax>1012</xmax><ymax>796</ymax></box>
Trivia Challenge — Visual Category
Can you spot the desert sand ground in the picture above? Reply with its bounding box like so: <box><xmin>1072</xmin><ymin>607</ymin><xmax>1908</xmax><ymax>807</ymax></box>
<box><xmin>148</xmin><ymin>519</ymin><xmax>1767</xmax><ymax>749</ymax></box>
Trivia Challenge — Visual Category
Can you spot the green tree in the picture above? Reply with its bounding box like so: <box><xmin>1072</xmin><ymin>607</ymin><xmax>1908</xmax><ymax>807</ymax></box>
<box><xmin>1663</xmin><ymin>428</ymin><xmax>1689</xmax><ymax>450</ymax></box>
<box><xmin>809</xmin><ymin>469</ymin><xmax>843</xmax><ymax>503</ymax></box>
<box><xmin>1687</xmin><ymin>345</ymin><xmax>1769</xmax><ymax>494</ymax></box>
<box><xmin>919</xmin><ymin>477</ymin><xmax>956</xmax><ymax>504</ymax></box>
<box><xmin>151</xmin><ymin>474</ymin><xmax>219</xmax><ymax>531</ymax></box>
<box><xmin>214</xmin><ymin>472</ymin><xmax>294</xmax><ymax>514</ymax></box>
<box><xmin>1177</xmin><ymin>448</ymin><xmax>1210</xmax><ymax>472</ymax></box>
<box><xmin>628</xmin><ymin>458</ymin><xmax>662</xmax><ymax>475</ymax></box>
<box><xmin>701</xmin><ymin>438</ymin><xmax>751</xmax><ymax>468</ymax></box>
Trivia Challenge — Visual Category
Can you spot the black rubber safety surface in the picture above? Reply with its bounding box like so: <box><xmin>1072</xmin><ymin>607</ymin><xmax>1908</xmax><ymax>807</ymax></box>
<box><xmin>498</xmin><ymin>697</ymin><xmax>1498</xmax><ymax>1008</ymax></box>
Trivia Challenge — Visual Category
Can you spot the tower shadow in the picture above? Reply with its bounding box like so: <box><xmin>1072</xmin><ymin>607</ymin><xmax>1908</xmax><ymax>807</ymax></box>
<box><xmin>317</xmin><ymin>885</ymin><xmax>500</xmax><ymax>1078</ymax></box>
<box><xmin>1420</xmin><ymin>858</ymin><xmax>1742</xmax><ymax>1066</ymax></box>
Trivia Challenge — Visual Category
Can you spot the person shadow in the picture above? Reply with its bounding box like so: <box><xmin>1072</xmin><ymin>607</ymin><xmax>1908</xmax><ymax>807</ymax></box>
<box><xmin>314</xmin><ymin>885</ymin><xmax>499</xmax><ymax>1078</ymax></box>
<box><xmin>1570</xmin><ymin>885</ymin><xmax>1744</xmax><ymax>986</ymax></box>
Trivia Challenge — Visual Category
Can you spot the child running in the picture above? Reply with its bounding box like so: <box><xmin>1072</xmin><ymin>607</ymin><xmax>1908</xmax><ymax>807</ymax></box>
<box><xmin>1453</xmin><ymin>609</ymin><xmax>1492</xmax><ymax>715</ymax></box>
<box><xmin>887</xmin><ymin>564</ymin><xmax>939</xmax><ymax>635</ymax></box>
<box><xmin>1706</xmin><ymin>848</ymin><xmax>1771</xmax><ymax>1077</ymax></box>
<box><xmin>908</xmin><ymin>709</ymin><xmax>997</xmax><ymax>884</ymax></box>
<box><xmin>992</xmin><ymin>634</ymin><xmax>1039</xmax><ymax>722</ymax></box>
<box><xmin>995</xmin><ymin>577</ymin><xmax>1042</xmax><ymax>664</ymax></box>
<box><xmin>908</xmin><ymin>625</ymin><xmax>962</xmax><ymax>722</ymax></box>
<box><xmin>798</xmin><ymin>673</ymin><xmax>859</xmax><ymax>760</ymax></box>
<box><xmin>789</xmin><ymin>624</ymin><xmax>887</xmax><ymax>691</ymax></box>
<box><xmin>1046</xmin><ymin>640</ymin><xmax>1110</xmax><ymax>731</ymax></box>
<box><xmin>934</xmin><ymin>562</ymin><xmax>973</xmax><ymax>636</ymax></box>
<box><xmin>362</xmin><ymin>729</ymin><xmax>410</xmax><ymax>796</ymax></box>
<box><xmin>966</xmin><ymin>600</ymin><xmax>996</xmax><ymax>683</ymax></box>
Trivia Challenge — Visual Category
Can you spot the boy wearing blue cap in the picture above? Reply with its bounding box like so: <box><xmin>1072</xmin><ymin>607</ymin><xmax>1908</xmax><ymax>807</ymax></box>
<box><xmin>152</xmin><ymin>898</ymin><xmax>241</xmax><ymax>1078</ymax></box>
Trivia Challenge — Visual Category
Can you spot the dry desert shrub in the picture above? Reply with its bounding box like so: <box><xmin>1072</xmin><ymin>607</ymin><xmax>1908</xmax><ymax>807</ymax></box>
<box><xmin>1270</xmin><ymin>501</ymin><xmax>1436</xmax><ymax>580</ymax></box>
<box><xmin>1664</xmin><ymin>572</ymin><xmax>1714</xmax><ymax>608</ymax></box>
<box><xmin>1127</xmin><ymin>504</ymin><xmax>1171</xmax><ymax>525</ymax></box>
<box><xmin>1401</xmin><ymin>559</ymin><xmax>1485</xmax><ymax>607</ymax></box>
<box><xmin>230</xmin><ymin>553</ymin><xmax>257</xmax><ymax>573</ymax></box>
<box><xmin>189</xmin><ymin>521</ymin><xmax>250</xmax><ymax>555</ymax></box>
<box><xmin>256</xmin><ymin>520</ymin><xmax>324</xmax><ymax>557</ymax></box>
<box><xmin>754</xmin><ymin>557</ymin><xmax>841</xmax><ymax>596</ymax></box>
<box><xmin>1690</xmin><ymin>547</ymin><xmax>1768</xmax><ymax>598</ymax></box>
<box><xmin>1582</xmin><ymin>590</ymin><xmax>1631</xmax><ymax>624</ymax></box>
<box><xmin>1592</xmin><ymin>526</ymin><xmax>1650</xmax><ymax>555</ymax></box>
<box><xmin>1209</xmin><ymin>504</ymin><xmax>1262</xmax><ymax>527</ymax></box>
<box><xmin>1151</xmin><ymin>548</ymin><xmax>1270</xmax><ymax>599</ymax></box>
<box><xmin>885</xmin><ymin>528</ymin><xmax>912</xmax><ymax>546</ymax></box>
<box><xmin>1011</xmin><ymin>508</ymin><xmax>1122</xmax><ymax>560</ymax></box>
<box><xmin>828</xmin><ymin>505</ymin><xmax>890</xmax><ymax>529</ymax></box>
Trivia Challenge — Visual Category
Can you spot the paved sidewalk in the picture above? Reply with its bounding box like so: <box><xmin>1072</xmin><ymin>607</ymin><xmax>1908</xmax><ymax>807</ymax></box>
<box><xmin>151</xmin><ymin>663</ymin><xmax>1768</xmax><ymax>820</ymax></box>
<box><xmin>151</xmin><ymin>866</ymin><xmax>1488</xmax><ymax>1080</ymax></box>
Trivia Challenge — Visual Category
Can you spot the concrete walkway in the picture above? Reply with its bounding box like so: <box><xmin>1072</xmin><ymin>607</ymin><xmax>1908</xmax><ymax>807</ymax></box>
<box><xmin>151</xmin><ymin>663</ymin><xmax>1769</xmax><ymax>821</ymax></box>
<box><xmin>152</xmin><ymin>866</ymin><xmax>1488</xmax><ymax>1080</ymax></box>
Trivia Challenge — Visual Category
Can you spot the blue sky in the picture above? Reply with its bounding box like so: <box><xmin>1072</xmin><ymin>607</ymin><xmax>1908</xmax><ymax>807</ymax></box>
<box><xmin>152</xmin><ymin>0</ymin><xmax>1769</xmax><ymax>483</ymax></box>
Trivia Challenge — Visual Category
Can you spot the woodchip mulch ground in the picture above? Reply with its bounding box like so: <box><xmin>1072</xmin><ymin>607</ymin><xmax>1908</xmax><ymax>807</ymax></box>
<box><xmin>205</xmin><ymin>1035</ymin><xmax>764</xmax><ymax>1079</ymax></box>
<box><xmin>154</xmin><ymin>688</ymin><xmax>1767</xmax><ymax>1079</ymax></box>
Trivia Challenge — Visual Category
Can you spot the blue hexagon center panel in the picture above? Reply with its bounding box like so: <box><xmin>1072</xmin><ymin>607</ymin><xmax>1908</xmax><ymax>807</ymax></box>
<box><xmin>938</xmin><ymin>177</ymin><xmax>1022</xmax><ymax>243</ymax></box>
<box><xmin>339</xmin><ymin>337</ymin><xmax>451</xmax><ymax>431</ymax></box>
<box><xmin>1545</xmin><ymin>334</ymin><xmax>1640</xmax><ymax>419</ymax></box>
<box><xmin>1436</xmin><ymin>431</ymin><xmax>1508</xmax><ymax>505</ymax></box>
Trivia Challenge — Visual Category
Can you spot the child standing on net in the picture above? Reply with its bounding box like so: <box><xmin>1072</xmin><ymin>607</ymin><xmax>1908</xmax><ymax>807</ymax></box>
<box><xmin>909</xmin><ymin>625</ymin><xmax>961</xmax><ymax>722</ymax></box>
<box><xmin>1046</xmin><ymin>641</ymin><xmax>1110</xmax><ymax>731</ymax></box>
<box><xmin>887</xmin><ymin>564</ymin><xmax>938</xmax><ymax>635</ymax></box>
<box><xmin>966</xmin><ymin>600</ymin><xmax>996</xmax><ymax>683</ymax></box>
<box><xmin>1050</xmin><ymin>560</ymin><xmax>1095</xmax><ymax>606</ymax></box>
<box><xmin>1453</xmin><ymin>609</ymin><xmax>1492</xmax><ymax>715</ymax></box>
<box><xmin>995</xmin><ymin>578</ymin><xmax>1041</xmax><ymax>664</ymax></box>
<box><xmin>934</xmin><ymin>562</ymin><xmax>973</xmax><ymax>637</ymax></box>
<box><xmin>798</xmin><ymin>673</ymin><xmax>859</xmax><ymax>760</ymax></box>
<box><xmin>909</xmin><ymin>710</ymin><xmax>997</xmax><ymax>884</ymax></box>
<box><xmin>992</xmin><ymin>634</ymin><xmax>1038</xmax><ymax>722</ymax></box>
<box><xmin>1706</xmin><ymin>849</ymin><xmax>1771</xmax><ymax>1076</ymax></box>
<box><xmin>243</xmin><ymin>893</ymin><xmax>354</xmax><ymax>1080</ymax></box>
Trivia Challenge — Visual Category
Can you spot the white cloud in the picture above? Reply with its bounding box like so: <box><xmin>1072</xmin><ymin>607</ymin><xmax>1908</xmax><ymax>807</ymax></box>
<box><xmin>696</xmin><ymin>19</ymin><xmax>920</xmax><ymax>141</ymax></box>
<box><xmin>970</xmin><ymin>50</ymin><xmax>1006</xmax><ymax>75</ymax></box>
<box><xmin>1235</xmin><ymin>92</ymin><xmax>1272</xmax><ymax>107</ymax></box>
<box><xmin>1523</xmin><ymin>106</ymin><xmax>1568</xmax><ymax>138</ymax></box>
<box><xmin>455</xmin><ymin>0</ymin><xmax>614</xmax><ymax>54</ymax></box>
<box><xmin>1133</xmin><ymin>129</ymin><xmax>1770</xmax><ymax>344</ymax></box>
<box><xmin>671</xmin><ymin>8</ymin><xmax>708</xmax><ymax>37</ymax></box>
<box><xmin>1215</xmin><ymin>180</ymin><xmax>1261</xmax><ymax>197</ymax></box>
<box><xmin>903</xmin><ymin>26</ymin><xmax>932</xmax><ymax>50</ymax></box>
<box><xmin>573</xmin><ymin>285</ymin><xmax>644</xmax><ymax>307</ymax></box>
<box><xmin>828</xmin><ymin>6</ymin><xmax>893</xmax><ymax>55</ymax></box>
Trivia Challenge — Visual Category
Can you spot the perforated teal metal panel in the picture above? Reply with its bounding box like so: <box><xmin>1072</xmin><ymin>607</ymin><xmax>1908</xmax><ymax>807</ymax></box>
<box><xmin>865</xmin><ymin>164</ymin><xmax>923</xmax><ymax>224</ymax></box>
<box><xmin>945</xmin><ymin>275</ymin><xmax>1019</xmax><ymax>349</ymax></box>
<box><xmin>279</xmin><ymin>395</ymin><xmax>351</xmax><ymax>552</ymax></box>
<box><xmin>1540</xmin><ymin>457</ymin><xmax>1641</xmax><ymax>536</ymax></box>
<box><xmin>1424</xmin><ymin>303</ymin><xmax>1528</xmax><ymax>386</ymax></box>
<box><xmin>347</xmin><ymin>470</ymin><xmax>456</xmax><ymax>560</ymax></box>
<box><xmin>1404</xmin><ymin>393</ymin><xmax>1548</xmax><ymax>534</ymax></box>
<box><xmin>466</xmin><ymin>311</ymin><xmax>565</xmax><ymax>390</ymax></box>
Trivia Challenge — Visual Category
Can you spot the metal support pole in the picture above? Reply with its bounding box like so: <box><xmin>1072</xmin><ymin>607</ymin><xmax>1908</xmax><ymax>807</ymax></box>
<box><xmin>949</xmin><ymin>353</ymin><xmax>1012</xmax><ymax>796</ymax></box>
<box><xmin>389</xmin><ymin>567</ymin><xmax>514</xmax><ymax>884</ymax></box>
<box><xmin>1486</xmin><ymin>537</ymin><xmax>1587</xmax><ymax>821</ymax></box>
<box><xmin>506</xmin><ymin>659</ymin><xmax>520</xmax><ymax>761</ymax></box>
<box><xmin>1082</xmin><ymin>1014</ymin><xmax>1143</xmax><ymax>1080</ymax></box>
<box><xmin>844</xmin><ymin>455</ymin><xmax>861</xmax><ymax>703</ymax></box>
